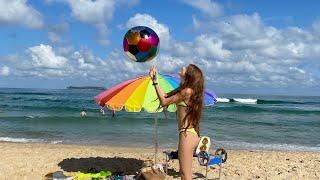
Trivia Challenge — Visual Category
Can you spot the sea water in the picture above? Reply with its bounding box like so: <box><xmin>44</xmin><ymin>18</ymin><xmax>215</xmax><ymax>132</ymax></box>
<box><xmin>0</xmin><ymin>88</ymin><xmax>319</xmax><ymax>151</ymax></box>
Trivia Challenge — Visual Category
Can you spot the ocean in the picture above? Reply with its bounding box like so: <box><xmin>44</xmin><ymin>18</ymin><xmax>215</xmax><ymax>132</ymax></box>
<box><xmin>0</xmin><ymin>88</ymin><xmax>319</xmax><ymax>152</ymax></box>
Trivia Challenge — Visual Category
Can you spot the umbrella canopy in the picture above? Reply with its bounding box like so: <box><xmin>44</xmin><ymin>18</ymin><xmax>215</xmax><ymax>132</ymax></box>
<box><xmin>94</xmin><ymin>74</ymin><xmax>217</xmax><ymax>112</ymax></box>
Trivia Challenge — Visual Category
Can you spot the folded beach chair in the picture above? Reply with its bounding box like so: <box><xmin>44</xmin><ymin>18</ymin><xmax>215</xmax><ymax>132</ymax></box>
<box><xmin>163</xmin><ymin>136</ymin><xmax>211</xmax><ymax>162</ymax></box>
<box><xmin>163</xmin><ymin>136</ymin><xmax>227</xmax><ymax>180</ymax></box>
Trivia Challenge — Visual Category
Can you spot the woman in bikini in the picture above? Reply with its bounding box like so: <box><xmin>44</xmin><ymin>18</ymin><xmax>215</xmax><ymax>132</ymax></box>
<box><xmin>149</xmin><ymin>64</ymin><xmax>204</xmax><ymax>180</ymax></box>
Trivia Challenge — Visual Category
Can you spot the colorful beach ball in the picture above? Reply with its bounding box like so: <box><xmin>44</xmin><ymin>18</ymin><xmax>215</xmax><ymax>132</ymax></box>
<box><xmin>123</xmin><ymin>26</ymin><xmax>160</xmax><ymax>62</ymax></box>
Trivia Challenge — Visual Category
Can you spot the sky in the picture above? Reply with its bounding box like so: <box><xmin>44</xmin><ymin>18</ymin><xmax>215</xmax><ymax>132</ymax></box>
<box><xmin>0</xmin><ymin>0</ymin><xmax>319</xmax><ymax>96</ymax></box>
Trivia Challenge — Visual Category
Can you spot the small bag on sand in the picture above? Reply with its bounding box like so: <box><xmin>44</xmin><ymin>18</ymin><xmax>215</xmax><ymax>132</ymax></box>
<box><xmin>139</xmin><ymin>167</ymin><xmax>166</xmax><ymax>180</ymax></box>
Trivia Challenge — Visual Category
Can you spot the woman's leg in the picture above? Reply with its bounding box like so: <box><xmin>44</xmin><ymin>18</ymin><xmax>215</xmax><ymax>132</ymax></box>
<box><xmin>178</xmin><ymin>132</ymin><xmax>199</xmax><ymax>180</ymax></box>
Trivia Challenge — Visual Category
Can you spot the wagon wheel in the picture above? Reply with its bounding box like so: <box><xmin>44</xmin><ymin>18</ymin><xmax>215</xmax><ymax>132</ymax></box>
<box><xmin>197</xmin><ymin>151</ymin><xmax>210</xmax><ymax>166</ymax></box>
<box><xmin>215</xmin><ymin>148</ymin><xmax>227</xmax><ymax>163</ymax></box>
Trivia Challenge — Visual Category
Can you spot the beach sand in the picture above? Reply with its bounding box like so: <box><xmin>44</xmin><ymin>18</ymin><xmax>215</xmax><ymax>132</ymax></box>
<box><xmin>0</xmin><ymin>142</ymin><xmax>320</xmax><ymax>179</ymax></box>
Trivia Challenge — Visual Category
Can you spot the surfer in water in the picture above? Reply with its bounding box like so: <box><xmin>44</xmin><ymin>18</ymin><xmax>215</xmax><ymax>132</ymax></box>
<box><xmin>80</xmin><ymin>106</ymin><xmax>87</xmax><ymax>117</ymax></box>
<box><xmin>80</xmin><ymin>111</ymin><xmax>87</xmax><ymax>117</ymax></box>
<box><xmin>100</xmin><ymin>106</ymin><xmax>105</xmax><ymax>116</ymax></box>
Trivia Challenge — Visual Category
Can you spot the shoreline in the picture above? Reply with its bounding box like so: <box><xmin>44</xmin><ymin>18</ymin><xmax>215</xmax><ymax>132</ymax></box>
<box><xmin>2</xmin><ymin>140</ymin><xmax>319</xmax><ymax>153</ymax></box>
<box><xmin>1</xmin><ymin>139</ymin><xmax>320</xmax><ymax>153</ymax></box>
<box><xmin>1</xmin><ymin>142</ymin><xmax>320</xmax><ymax>179</ymax></box>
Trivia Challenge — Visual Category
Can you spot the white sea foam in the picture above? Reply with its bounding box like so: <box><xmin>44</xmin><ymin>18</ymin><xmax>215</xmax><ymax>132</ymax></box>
<box><xmin>216</xmin><ymin>98</ymin><xmax>230</xmax><ymax>103</ymax></box>
<box><xmin>215</xmin><ymin>141</ymin><xmax>320</xmax><ymax>152</ymax></box>
<box><xmin>233</xmin><ymin>98</ymin><xmax>258</xmax><ymax>104</ymax></box>
<box><xmin>51</xmin><ymin>140</ymin><xmax>63</xmax><ymax>144</ymax></box>
<box><xmin>216</xmin><ymin>98</ymin><xmax>258</xmax><ymax>104</ymax></box>
<box><xmin>0</xmin><ymin>137</ymin><xmax>63</xmax><ymax>144</ymax></box>
<box><xmin>0</xmin><ymin>137</ymin><xmax>44</xmax><ymax>143</ymax></box>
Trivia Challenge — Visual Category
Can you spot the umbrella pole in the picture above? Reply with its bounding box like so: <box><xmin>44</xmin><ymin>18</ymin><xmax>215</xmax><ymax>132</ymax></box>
<box><xmin>153</xmin><ymin>113</ymin><xmax>159</xmax><ymax>165</ymax></box>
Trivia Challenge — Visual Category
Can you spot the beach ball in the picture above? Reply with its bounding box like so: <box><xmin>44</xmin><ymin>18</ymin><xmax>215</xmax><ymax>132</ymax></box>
<box><xmin>123</xmin><ymin>26</ymin><xmax>160</xmax><ymax>62</ymax></box>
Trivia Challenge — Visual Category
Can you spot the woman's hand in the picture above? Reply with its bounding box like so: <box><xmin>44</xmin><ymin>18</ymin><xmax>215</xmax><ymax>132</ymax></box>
<box><xmin>149</xmin><ymin>66</ymin><xmax>158</xmax><ymax>83</ymax></box>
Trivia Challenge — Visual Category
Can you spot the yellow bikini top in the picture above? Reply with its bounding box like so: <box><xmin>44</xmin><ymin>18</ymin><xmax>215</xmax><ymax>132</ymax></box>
<box><xmin>177</xmin><ymin>100</ymin><xmax>189</xmax><ymax>107</ymax></box>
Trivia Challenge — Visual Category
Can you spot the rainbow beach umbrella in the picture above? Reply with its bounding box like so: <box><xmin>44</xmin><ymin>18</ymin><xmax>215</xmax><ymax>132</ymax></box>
<box><xmin>94</xmin><ymin>74</ymin><xmax>217</xmax><ymax>164</ymax></box>
<box><xmin>94</xmin><ymin>74</ymin><xmax>217</xmax><ymax>112</ymax></box>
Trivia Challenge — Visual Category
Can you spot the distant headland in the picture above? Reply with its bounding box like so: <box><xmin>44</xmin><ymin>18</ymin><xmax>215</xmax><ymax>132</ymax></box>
<box><xmin>66</xmin><ymin>86</ymin><xmax>106</xmax><ymax>90</ymax></box>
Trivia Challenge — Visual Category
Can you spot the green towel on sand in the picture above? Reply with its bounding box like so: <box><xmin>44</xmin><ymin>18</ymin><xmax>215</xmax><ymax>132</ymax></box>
<box><xmin>74</xmin><ymin>171</ymin><xmax>112</xmax><ymax>179</ymax></box>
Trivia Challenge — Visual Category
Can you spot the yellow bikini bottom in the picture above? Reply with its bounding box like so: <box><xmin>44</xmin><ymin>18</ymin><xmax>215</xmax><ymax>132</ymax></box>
<box><xmin>179</xmin><ymin>128</ymin><xmax>198</xmax><ymax>136</ymax></box>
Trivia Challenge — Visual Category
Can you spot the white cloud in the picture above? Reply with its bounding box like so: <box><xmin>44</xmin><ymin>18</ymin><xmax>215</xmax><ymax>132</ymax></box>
<box><xmin>0</xmin><ymin>66</ymin><xmax>10</xmax><ymax>76</ymax></box>
<box><xmin>45</xmin><ymin>0</ymin><xmax>118</xmax><ymax>46</ymax></box>
<box><xmin>1</xmin><ymin>5</ymin><xmax>320</xmax><ymax>92</ymax></box>
<box><xmin>68</xmin><ymin>0</ymin><xmax>115</xmax><ymax>24</ymax></box>
<box><xmin>72</xmin><ymin>49</ymin><xmax>97</xmax><ymax>70</ymax></box>
<box><xmin>194</xmin><ymin>13</ymin><xmax>320</xmax><ymax>61</ymax></box>
<box><xmin>27</xmin><ymin>44</ymin><xmax>67</xmax><ymax>69</ymax></box>
<box><xmin>170</xmin><ymin>41</ymin><xmax>193</xmax><ymax>57</ymax></box>
<box><xmin>183</xmin><ymin>0</ymin><xmax>223</xmax><ymax>18</ymax></box>
<box><xmin>1</xmin><ymin>45</ymin><xmax>104</xmax><ymax>79</ymax></box>
<box><xmin>194</xmin><ymin>34</ymin><xmax>231</xmax><ymax>60</ymax></box>
<box><xmin>77</xmin><ymin>58</ymin><xmax>96</xmax><ymax>70</ymax></box>
<box><xmin>214</xmin><ymin>61</ymin><xmax>256</xmax><ymax>73</ymax></box>
<box><xmin>45</xmin><ymin>69</ymin><xmax>67</xmax><ymax>77</ymax></box>
<box><xmin>312</xmin><ymin>20</ymin><xmax>320</xmax><ymax>36</ymax></box>
<box><xmin>110</xmin><ymin>13</ymin><xmax>320</xmax><ymax>89</ymax></box>
<box><xmin>67</xmin><ymin>0</ymin><xmax>115</xmax><ymax>46</ymax></box>
<box><xmin>150</xmin><ymin>55</ymin><xmax>185</xmax><ymax>73</ymax></box>
<box><xmin>0</xmin><ymin>0</ymin><xmax>43</xmax><ymax>28</ymax></box>
<box><xmin>1</xmin><ymin>45</ymin><xmax>75</xmax><ymax>78</ymax></box>
<box><xmin>126</xmin><ymin>13</ymin><xmax>171</xmax><ymax>49</ymax></box>
<box><xmin>94</xmin><ymin>23</ymin><xmax>110</xmax><ymax>46</ymax></box>
<box><xmin>183</xmin><ymin>12</ymin><xmax>320</xmax><ymax>88</ymax></box>
<box><xmin>221</xmin><ymin>13</ymin><xmax>264</xmax><ymax>39</ymax></box>
<box><xmin>56</xmin><ymin>46</ymin><xmax>74</xmax><ymax>56</ymax></box>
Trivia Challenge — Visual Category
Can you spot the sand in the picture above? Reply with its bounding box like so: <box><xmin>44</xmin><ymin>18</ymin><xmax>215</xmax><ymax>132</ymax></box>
<box><xmin>0</xmin><ymin>142</ymin><xmax>320</xmax><ymax>179</ymax></box>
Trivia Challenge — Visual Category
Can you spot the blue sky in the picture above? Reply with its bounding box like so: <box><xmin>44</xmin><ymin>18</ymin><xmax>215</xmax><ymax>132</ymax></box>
<box><xmin>0</xmin><ymin>0</ymin><xmax>319</xmax><ymax>95</ymax></box>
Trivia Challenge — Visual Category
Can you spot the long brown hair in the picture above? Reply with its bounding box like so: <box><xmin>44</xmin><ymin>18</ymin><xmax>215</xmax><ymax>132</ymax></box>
<box><xmin>166</xmin><ymin>64</ymin><xmax>204</xmax><ymax>136</ymax></box>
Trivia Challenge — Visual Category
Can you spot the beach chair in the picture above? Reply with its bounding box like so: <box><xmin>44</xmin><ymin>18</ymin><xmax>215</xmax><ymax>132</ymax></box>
<box><xmin>163</xmin><ymin>136</ymin><xmax>211</xmax><ymax>167</ymax></box>
<box><xmin>163</xmin><ymin>136</ymin><xmax>227</xmax><ymax>180</ymax></box>
<box><xmin>197</xmin><ymin>149</ymin><xmax>227</xmax><ymax>179</ymax></box>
